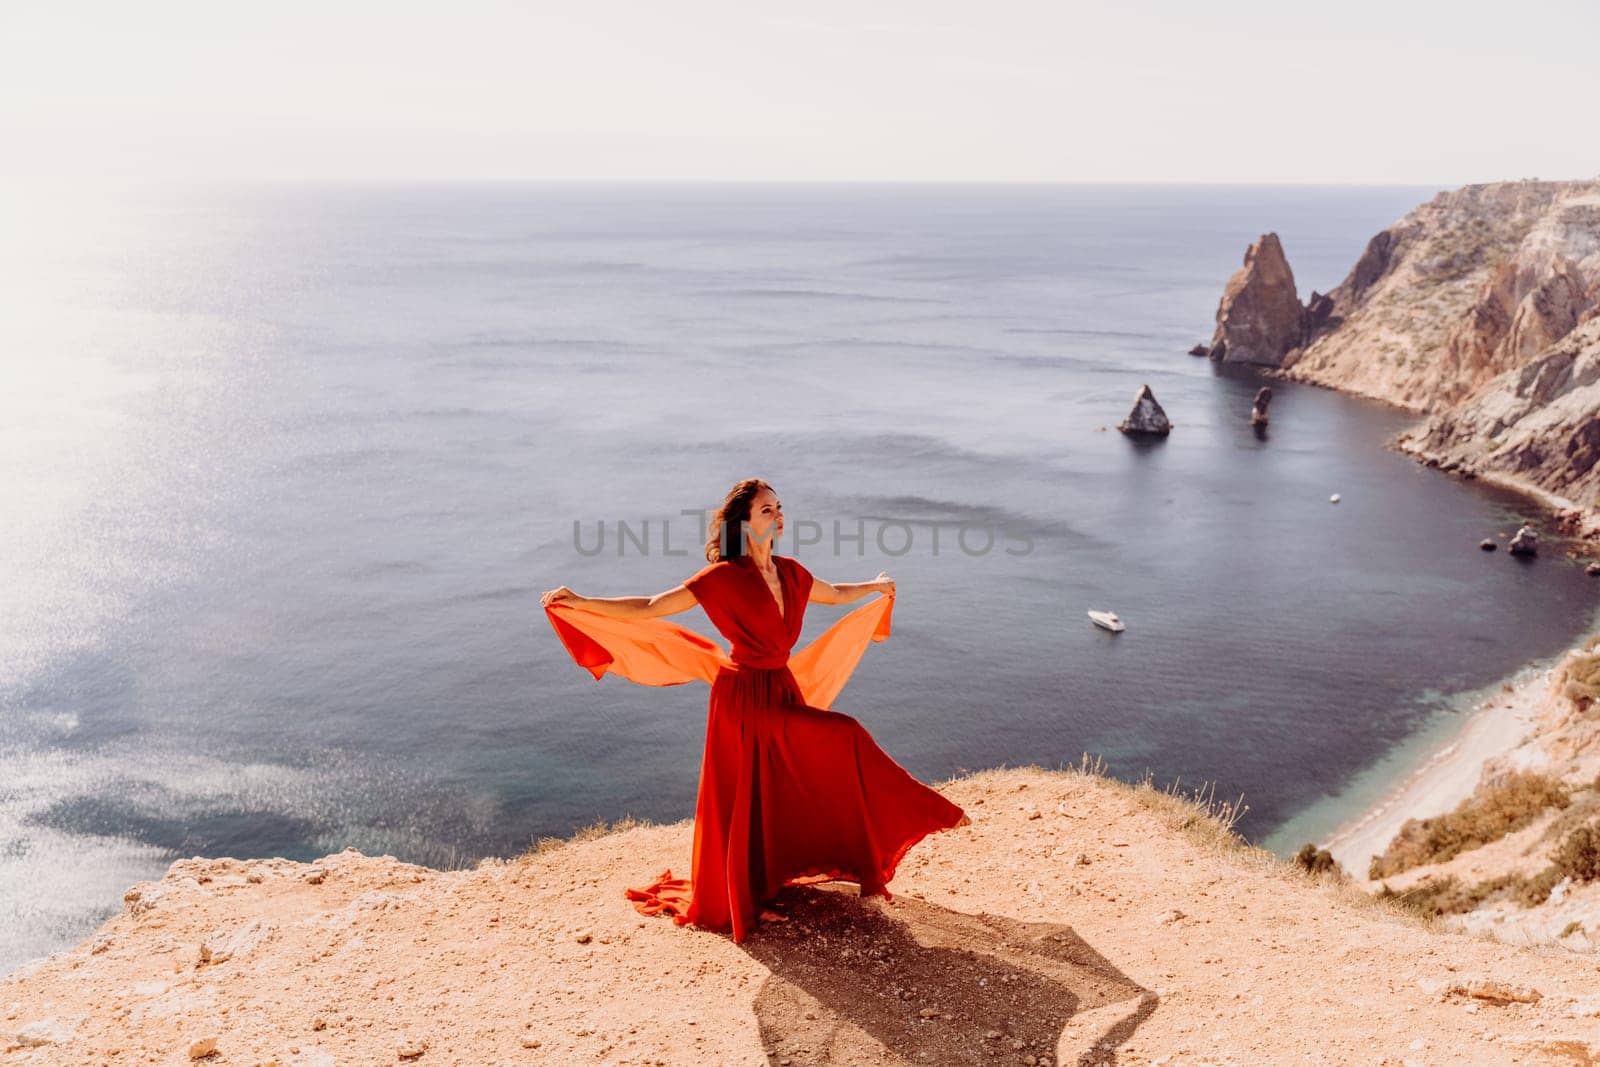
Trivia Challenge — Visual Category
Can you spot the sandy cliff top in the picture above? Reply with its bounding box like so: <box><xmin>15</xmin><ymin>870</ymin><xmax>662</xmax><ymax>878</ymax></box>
<box><xmin>5</xmin><ymin>766</ymin><xmax>1600</xmax><ymax>1065</ymax></box>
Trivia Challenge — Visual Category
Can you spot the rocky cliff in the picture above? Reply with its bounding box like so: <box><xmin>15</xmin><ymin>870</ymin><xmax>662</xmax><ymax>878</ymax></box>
<box><xmin>1397</xmin><ymin>316</ymin><xmax>1600</xmax><ymax>530</ymax></box>
<box><xmin>1285</xmin><ymin>180</ymin><xmax>1600</xmax><ymax>413</ymax></box>
<box><xmin>1205</xmin><ymin>179</ymin><xmax>1600</xmax><ymax>528</ymax></box>
<box><xmin>7</xmin><ymin>766</ymin><xmax>1600</xmax><ymax>1064</ymax></box>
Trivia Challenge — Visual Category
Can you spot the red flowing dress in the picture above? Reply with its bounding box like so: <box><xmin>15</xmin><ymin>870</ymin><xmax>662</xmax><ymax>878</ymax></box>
<box><xmin>544</xmin><ymin>554</ymin><xmax>967</xmax><ymax>943</ymax></box>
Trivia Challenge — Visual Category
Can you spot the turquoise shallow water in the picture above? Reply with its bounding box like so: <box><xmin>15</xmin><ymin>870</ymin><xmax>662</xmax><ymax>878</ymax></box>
<box><xmin>2</xmin><ymin>182</ymin><xmax>1596</xmax><ymax>972</ymax></box>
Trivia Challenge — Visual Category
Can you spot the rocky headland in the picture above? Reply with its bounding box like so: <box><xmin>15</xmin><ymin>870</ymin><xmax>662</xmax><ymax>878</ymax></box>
<box><xmin>1396</xmin><ymin>314</ymin><xmax>1600</xmax><ymax>540</ymax></box>
<box><xmin>1204</xmin><ymin>180</ymin><xmax>1600</xmax><ymax>969</ymax></box>
<box><xmin>1205</xmin><ymin>179</ymin><xmax>1600</xmax><ymax>538</ymax></box>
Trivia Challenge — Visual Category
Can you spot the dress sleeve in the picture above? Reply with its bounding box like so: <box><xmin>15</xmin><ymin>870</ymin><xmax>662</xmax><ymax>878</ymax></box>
<box><xmin>786</xmin><ymin>556</ymin><xmax>816</xmax><ymax>605</ymax></box>
<box><xmin>682</xmin><ymin>560</ymin><xmax>723</xmax><ymax>606</ymax></box>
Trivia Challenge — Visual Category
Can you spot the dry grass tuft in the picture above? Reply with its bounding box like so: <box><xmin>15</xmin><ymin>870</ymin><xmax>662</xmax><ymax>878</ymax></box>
<box><xmin>1130</xmin><ymin>775</ymin><xmax>1253</xmax><ymax>856</ymax></box>
<box><xmin>1377</xmin><ymin>873</ymin><xmax>1517</xmax><ymax>916</ymax></box>
<box><xmin>1532</xmin><ymin>789</ymin><xmax>1600</xmax><ymax>858</ymax></box>
<box><xmin>515</xmin><ymin>814</ymin><xmax>655</xmax><ymax>864</ymax></box>
<box><xmin>1369</xmin><ymin>771</ymin><xmax>1570</xmax><ymax>879</ymax></box>
<box><xmin>1052</xmin><ymin>752</ymin><xmax>1255</xmax><ymax>856</ymax></box>
<box><xmin>1554</xmin><ymin>820</ymin><xmax>1600</xmax><ymax>884</ymax></box>
<box><xmin>939</xmin><ymin>755</ymin><xmax>1257</xmax><ymax>858</ymax></box>
<box><xmin>1560</xmin><ymin>633</ymin><xmax>1600</xmax><ymax>707</ymax></box>
<box><xmin>1054</xmin><ymin>756</ymin><xmax>1447</xmax><ymax>929</ymax></box>
<box><xmin>1294</xmin><ymin>844</ymin><xmax>1343</xmax><ymax>879</ymax></box>
<box><xmin>1376</xmin><ymin>864</ymin><xmax>1565</xmax><ymax>917</ymax></box>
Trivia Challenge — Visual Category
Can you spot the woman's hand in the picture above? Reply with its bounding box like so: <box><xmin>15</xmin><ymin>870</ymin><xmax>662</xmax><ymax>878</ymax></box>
<box><xmin>541</xmin><ymin>585</ymin><xmax>581</xmax><ymax>608</ymax></box>
<box><xmin>874</xmin><ymin>571</ymin><xmax>896</xmax><ymax>596</ymax></box>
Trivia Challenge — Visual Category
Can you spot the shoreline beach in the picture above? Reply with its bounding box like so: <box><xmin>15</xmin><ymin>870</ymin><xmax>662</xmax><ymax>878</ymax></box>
<box><xmin>1257</xmin><ymin>381</ymin><xmax>1600</xmax><ymax>877</ymax></box>
<box><xmin>1311</xmin><ymin>456</ymin><xmax>1600</xmax><ymax>879</ymax></box>
<box><xmin>1323</xmin><ymin>661</ymin><xmax>1554</xmax><ymax>879</ymax></box>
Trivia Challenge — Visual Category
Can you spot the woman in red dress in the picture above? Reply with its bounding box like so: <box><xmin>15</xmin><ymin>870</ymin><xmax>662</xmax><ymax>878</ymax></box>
<box><xmin>541</xmin><ymin>478</ymin><xmax>969</xmax><ymax>943</ymax></box>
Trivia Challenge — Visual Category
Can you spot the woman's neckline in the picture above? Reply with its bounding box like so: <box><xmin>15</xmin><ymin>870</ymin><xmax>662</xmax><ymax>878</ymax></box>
<box><xmin>736</xmin><ymin>554</ymin><xmax>786</xmax><ymax>621</ymax></box>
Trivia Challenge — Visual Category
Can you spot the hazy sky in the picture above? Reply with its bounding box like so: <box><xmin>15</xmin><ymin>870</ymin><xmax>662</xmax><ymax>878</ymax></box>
<box><xmin>3</xmin><ymin>0</ymin><xmax>1596</xmax><ymax>184</ymax></box>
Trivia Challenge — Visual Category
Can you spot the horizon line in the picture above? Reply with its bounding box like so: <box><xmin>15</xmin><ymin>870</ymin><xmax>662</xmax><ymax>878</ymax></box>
<box><xmin>9</xmin><ymin>175</ymin><xmax>1590</xmax><ymax>189</ymax></box>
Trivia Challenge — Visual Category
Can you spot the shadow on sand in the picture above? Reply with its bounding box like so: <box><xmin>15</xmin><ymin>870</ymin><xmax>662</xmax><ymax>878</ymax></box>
<box><xmin>742</xmin><ymin>884</ymin><xmax>1157</xmax><ymax>1066</ymax></box>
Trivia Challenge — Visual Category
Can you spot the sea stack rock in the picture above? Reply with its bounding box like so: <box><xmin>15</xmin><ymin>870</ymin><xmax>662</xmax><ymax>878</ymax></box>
<box><xmin>1251</xmin><ymin>386</ymin><xmax>1273</xmax><ymax>426</ymax></box>
<box><xmin>1508</xmin><ymin>525</ymin><xmax>1539</xmax><ymax>556</ymax></box>
<box><xmin>1211</xmin><ymin>233</ymin><xmax>1306</xmax><ymax>367</ymax></box>
<box><xmin>1118</xmin><ymin>385</ymin><xmax>1172</xmax><ymax>436</ymax></box>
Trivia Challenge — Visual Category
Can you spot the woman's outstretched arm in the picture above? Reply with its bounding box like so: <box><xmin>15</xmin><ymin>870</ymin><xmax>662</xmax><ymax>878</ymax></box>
<box><xmin>808</xmin><ymin>570</ymin><xmax>895</xmax><ymax>605</ymax></box>
<box><xmin>540</xmin><ymin>583</ymin><xmax>696</xmax><ymax>619</ymax></box>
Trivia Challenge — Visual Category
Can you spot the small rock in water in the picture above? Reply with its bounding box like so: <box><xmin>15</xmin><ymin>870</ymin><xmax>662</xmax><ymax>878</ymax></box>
<box><xmin>1250</xmin><ymin>386</ymin><xmax>1273</xmax><ymax>426</ymax></box>
<box><xmin>1188</xmin><ymin>343</ymin><xmax>1209</xmax><ymax>356</ymax></box>
<box><xmin>1480</xmin><ymin>539</ymin><xmax>1497</xmax><ymax>551</ymax></box>
<box><xmin>1507</xmin><ymin>525</ymin><xmax>1539</xmax><ymax>556</ymax></box>
<box><xmin>1117</xmin><ymin>385</ymin><xmax>1172</xmax><ymax>437</ymax></box>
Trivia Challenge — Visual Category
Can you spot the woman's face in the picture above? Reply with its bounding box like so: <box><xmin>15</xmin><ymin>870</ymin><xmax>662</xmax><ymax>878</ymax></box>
<box><xmin>745</xmin><ymin>487</ymin><xmax>784</xmax><ymax>548</ymax></box>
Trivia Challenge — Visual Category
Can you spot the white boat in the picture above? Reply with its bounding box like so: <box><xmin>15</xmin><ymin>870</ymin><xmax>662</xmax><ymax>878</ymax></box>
<box><xmin>1088</xmin><ymin>610</ymin><xmax>1125</xmax><ymax>633</ymax></box>
<box><xmin>1329</xmin><ymin>493</ymin><xmax>1341</xmax><ymax>504</ymax></box>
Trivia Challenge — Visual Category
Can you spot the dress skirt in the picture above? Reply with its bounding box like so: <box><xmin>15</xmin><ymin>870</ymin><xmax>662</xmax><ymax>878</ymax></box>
<box><xmin>626</xmin><ymin>661</ymin><xmax>966</xmax><ymax>943</ymax></box>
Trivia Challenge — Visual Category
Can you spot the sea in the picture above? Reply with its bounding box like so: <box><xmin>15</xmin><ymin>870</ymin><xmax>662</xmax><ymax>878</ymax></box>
<box><xmin>3</xmin><ymin>182</ymin><xmax>1597</xmax><ymax>973</ymax></box>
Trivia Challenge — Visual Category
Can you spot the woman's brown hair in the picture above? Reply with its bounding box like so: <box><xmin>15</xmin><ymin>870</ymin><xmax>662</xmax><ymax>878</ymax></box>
<box><xmin>704</xmin><ymin>478</ymin><xmax>774</xmax><ymax>563</ymax></box>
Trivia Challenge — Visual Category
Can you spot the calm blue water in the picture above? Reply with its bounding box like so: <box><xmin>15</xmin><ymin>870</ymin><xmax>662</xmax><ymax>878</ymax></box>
<box><xmin>3</xmin><ymin>183</ymin><xmax>1596</xmax><ymax>972</ymax></box>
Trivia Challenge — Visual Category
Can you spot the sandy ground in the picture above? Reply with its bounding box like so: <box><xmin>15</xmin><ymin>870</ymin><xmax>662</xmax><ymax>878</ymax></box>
<box><xmin>1325</xmin><ymin>668</ymin><xmax>1552</xmax><ymax>878</ymax></box>
<box><xmin>5</xmin><ymin>766</ymin><xmax>1600</xmax><ymax>1066</ymax></box>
